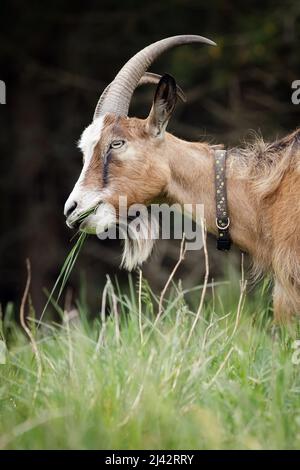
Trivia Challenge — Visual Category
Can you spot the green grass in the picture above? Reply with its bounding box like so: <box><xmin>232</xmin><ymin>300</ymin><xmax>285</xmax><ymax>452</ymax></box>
<box><xmin>41</xmin><ymin>204</ymin><xmax>98</xmax><ymax>320</ymax></box>
<box><xmin>1</xmin><ymin>274</ymin><xmax>300</xmax><ymax>450</ymax></box>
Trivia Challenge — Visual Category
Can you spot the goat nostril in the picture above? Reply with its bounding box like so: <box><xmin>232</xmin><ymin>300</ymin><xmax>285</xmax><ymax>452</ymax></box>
<box><xmin>66</xmin><ymin>201</ymin><xmax>78</xmax><ymax>218</ymax></box>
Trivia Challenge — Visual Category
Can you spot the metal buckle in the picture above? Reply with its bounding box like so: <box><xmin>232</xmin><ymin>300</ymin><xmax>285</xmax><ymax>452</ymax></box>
<box><xmin>216</xmin><ymin>217</ymin><xmax>230</xmax><ymax>230</ymax></box>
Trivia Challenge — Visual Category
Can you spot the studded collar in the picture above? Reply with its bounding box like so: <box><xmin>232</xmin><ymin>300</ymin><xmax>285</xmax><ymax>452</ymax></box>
<box><xmin>214</xmin><ymin>149</ymin><xmax>231</xmax><ymax>251</ymax></box>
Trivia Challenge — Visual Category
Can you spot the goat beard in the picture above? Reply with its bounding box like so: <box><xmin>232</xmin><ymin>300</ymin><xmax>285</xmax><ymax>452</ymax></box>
<box><xmin>120</xmin><ymin>212</ymin><xmax>159</xmax><ymax>271</ymax></box>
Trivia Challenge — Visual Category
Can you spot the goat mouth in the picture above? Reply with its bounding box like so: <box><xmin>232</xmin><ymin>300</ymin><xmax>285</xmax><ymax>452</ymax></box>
<box><xmin>67</xmin><ymin>204</ymin><xmax>100</xmax><ymax>230</ymax></box>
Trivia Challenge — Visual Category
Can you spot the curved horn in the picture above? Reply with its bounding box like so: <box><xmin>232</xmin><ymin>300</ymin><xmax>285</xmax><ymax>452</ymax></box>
<box><xmin>93</xmin><ymin>72</ymin><xmax>186</xmax><ymax>120</ymax></box>
<box><xmin>97</xmin><ymin>35</ymin><xmax>216</xmax><ymax>117</ymax></box>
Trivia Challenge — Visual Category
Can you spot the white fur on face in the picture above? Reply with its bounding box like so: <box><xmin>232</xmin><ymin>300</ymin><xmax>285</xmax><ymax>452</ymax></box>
<box><xmin>64</xmin><ymin>115</ymin><xmax>106</xmax><ymax>221</ymax></box>
<box><xmin>84</xmin><ymin>203</ymin><xmax>157</xmax><ymax>271</ymax></box>
<box><xmin>120</xmin><ymin>211</ymin><xmax>158</xmax><ymax>271</ymax></box>
<box><xmin>65</xmin><ymin>114</ymin><xmax>156</xmax><ymax>271</ymax></box>
<box><xmin>122</xmin><ymin>233</ymin><xmax>156</xmax><ymax>271</ymax></box>
<box><xmin>80</xmin><ymin>201</ymin><xmax>117</xmax><ymax>235</ymax></box>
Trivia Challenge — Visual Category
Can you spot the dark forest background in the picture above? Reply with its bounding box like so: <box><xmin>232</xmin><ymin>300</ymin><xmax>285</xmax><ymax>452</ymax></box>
<box><xmin>0</xmin><ymin>0</ymin><xmax>300</xmax><ymax>314</ymax></box>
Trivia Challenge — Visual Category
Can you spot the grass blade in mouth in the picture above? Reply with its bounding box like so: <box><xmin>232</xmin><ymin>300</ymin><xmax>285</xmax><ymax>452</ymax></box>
<box><xmin>57</xmin><ymin>231</ymin><xmax>87</xmax><ymax>300</ymax></box>
<box><xmin>39</xmin><ymin>232</ymin><xmax>87</xmax><ymax>326</ymax></box>
<box><xmin>39</xmin><ymin>205</ymin><xmax>99</xmax><ymax>326</ymax></box>
<box><xmin>76</xmin><ymin>205</ymin><xmax>99</xmax><ymax>224</ymax></box>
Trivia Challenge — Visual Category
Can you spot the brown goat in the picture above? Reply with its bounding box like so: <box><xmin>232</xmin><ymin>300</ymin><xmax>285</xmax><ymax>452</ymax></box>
<box><xmin>64</xmin><ymin>35</ymin><xmax>300</xmax><ymax>320</ymax></box>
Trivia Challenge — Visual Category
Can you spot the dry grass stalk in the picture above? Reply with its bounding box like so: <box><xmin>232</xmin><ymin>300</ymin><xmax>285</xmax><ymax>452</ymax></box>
<box><xmin>19</xmin><ymin>259</ymin><xmax>42</xmax><ymax>403</ymax></box>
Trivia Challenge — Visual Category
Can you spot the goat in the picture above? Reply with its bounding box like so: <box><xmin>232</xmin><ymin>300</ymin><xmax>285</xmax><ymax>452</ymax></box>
<box><xmin>64</xmin><ymin>35</ymin><xmax>300</xmax><ymax>320</ymax></box>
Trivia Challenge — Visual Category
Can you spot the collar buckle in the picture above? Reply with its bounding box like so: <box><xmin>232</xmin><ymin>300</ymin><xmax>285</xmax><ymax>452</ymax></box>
<box><xmin>216</xmin><ymin>217</ymin><xmax>230</xmax><ymax>231</ymax></box>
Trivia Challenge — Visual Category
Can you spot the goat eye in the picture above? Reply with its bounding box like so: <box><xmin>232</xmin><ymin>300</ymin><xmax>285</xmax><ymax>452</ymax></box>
<box><xmin>110</xmin><ymin>139</ymin><xmax>125</xmax><ymax>149</ymax></box>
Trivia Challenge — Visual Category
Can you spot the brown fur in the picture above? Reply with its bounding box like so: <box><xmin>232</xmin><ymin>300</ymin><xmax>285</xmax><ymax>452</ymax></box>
<box><xmin>80</xmin><ymin>111</ymin><xmax>300</xmax><ymax>320</ymax></box>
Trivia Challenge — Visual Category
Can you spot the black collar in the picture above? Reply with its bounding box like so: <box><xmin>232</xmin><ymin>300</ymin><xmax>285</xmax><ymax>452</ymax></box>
<box><xmin>213</xmin><ymin>149</ymin><xmax>231</xmax><ymax>251</ymax></box>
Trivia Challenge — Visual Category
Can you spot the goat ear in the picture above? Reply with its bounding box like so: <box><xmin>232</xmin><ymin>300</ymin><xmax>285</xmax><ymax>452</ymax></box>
<box><xmin>147</xmin><ymin>74</ymin><xmax>177</xmax><ymax>137</ymax></box>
